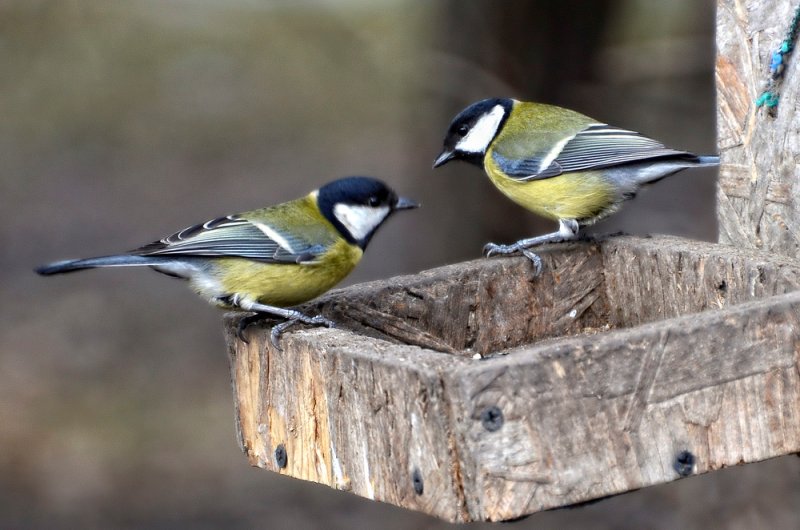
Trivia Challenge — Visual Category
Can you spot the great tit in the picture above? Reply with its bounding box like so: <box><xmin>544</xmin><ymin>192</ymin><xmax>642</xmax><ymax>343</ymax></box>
<box><xmin>36</xmin><ymin>176</ymin><xmax>419</xmax><ymax>347</ymax></box>
<box><xmin>433</xmin><ymin>98</ymin><xmax>719</xmax><ymax>271</ymax></box>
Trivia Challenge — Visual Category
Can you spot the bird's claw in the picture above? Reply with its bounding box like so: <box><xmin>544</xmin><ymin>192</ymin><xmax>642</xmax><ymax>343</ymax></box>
<box><xmin>237</xmin><ymin>312</ymin><xmax>336</xmax><ymax>349</ymax></box>
<box><xmin>269</xmin><ymin>314</ymin><xmax>337</xmax><ymax>350</ymax></box>
<box><xmin>483</xmin><ymin>242</ymin><xmax>513</xmax><ymax>257</ymax></box>
<box><xmin>483</xmin><ymin>242</ymin><xmax>543</xmax><ymax>276</ymax></box>
<box><xmin>307</xmin><ymin>314</ymin><xmax>336</xmax><ymax>328</ymax></box>
<box><xmin>519</xmin><ymin>248</ymin><xmax>543</xmax><ymax>276</ymax></box>
<box><xmin>237</xmin><ymin>313</ymin><xmax>266</xmax><ymax>343</ymax></box>
<box><xmin>237</xmin><ymin>322</ymin><xmax>250</xmax><ymax>344</ymax></box>
<box><xmin>269</xmin><ymin>321</ymin><xmax>292</xmax><ymax>350</ymax></box>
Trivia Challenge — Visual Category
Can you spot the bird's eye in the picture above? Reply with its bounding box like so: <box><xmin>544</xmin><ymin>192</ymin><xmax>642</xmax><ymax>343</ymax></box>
<box><xmin>368</xmin><ymin>196</ymin><xmax>380</xmax><ymax>207</ymax></box>
<box><xmin>457</xmin><ymin>124</ymin><xmax>469</xmax><ymax>137</ymax></box>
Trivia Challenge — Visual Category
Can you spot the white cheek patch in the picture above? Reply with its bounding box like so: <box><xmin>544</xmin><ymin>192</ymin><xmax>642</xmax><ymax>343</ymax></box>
<box><xmin>333</xmin><ymin>204</ymin><xmax>391</xmax><ymax>241</ymax></box>
<box><xmin>455</xmin><ymin>104</ymin><xmax>506</xmax><ymax>154</ymax></box>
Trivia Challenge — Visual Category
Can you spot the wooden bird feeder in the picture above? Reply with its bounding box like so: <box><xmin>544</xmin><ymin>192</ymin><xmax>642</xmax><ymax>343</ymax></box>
<box><xmin>226</xmin><ymin>0</ymin><xmax>800</xmax><ymax>522</ymax></box>
<box><xmin>226</xmin><ymin>236</ymin><xmax>800</xmax><ymax>522</ymax></box>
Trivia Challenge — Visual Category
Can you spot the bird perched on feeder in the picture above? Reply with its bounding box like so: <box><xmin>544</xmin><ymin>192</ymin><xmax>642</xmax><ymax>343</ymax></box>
<box><xmin>36</xmin><ymin>176</ymin><xmax>418</xmax><ymax>347</ymax></box>
<box><xmin>433</xmin><ymin>98</ymin><xmax>718</xmax><ymax>272</ymax></box>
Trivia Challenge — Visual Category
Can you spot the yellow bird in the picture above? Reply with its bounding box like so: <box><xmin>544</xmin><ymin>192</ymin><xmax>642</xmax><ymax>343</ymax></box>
<box><xmin>434</xmin><ymin>98</ymin><xmax>718</xmax><ymax>271</ymax></box>
<box><xmin>37</xmin><ymin>177</ymin><xmax>418</xmax><ymax>346</ymax></box>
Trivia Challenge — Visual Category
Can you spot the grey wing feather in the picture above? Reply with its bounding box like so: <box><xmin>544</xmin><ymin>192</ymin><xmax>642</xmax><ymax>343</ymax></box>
<box><xmin>491</xmin><ymin>154</ymin><xmax>563</xmax><ymax>179</ymax></box>
<box><xmin>497</xmin><ymin>124</ymin><xmax>693</xmax><ymax>181</ymax></box>
<box><xmin>132</xmin><ymin>215</ymin><xmax>323</xmax><ymax>263</ymax></box>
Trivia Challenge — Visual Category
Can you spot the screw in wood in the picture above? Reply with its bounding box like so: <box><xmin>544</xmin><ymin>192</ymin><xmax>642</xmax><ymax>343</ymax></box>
<box><xmin>411</xmin><ymin>467</ymin><xmax>424</xmax><ymax>495</ymax></box>
<box><xmin>480</xmin><ymin>405</ymin><xmax>504</xmax><ymax>431</ymax></box>
<box><xmin>674</xmin><ymin>450</ymin><xmax>695</xmax><ymax>476</ymax></box>
<box><xmin>275</xmin><ymin>443</ymin><xmax>288</xmax><ymax>469</ymax></box>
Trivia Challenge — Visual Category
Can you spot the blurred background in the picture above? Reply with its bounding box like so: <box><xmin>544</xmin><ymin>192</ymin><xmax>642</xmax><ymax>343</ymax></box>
<box><xmin>2</xmin><ymin>0</ymin><xmax>798</xmax><ymax>528</ymax></box>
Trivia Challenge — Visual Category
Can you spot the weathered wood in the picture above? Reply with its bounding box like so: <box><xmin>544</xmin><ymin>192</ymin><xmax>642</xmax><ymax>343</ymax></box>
<box><xmin>229</xmin><ymin>330</ymin><xmax>471</xmax><ymax>520</ymax></box>
<box><xmin>226</xmin><ymin>235</ymin><xmax>800</xmax><ymax>522</ymax></box>
<box><xmin>602</xmin><ymin>235</ymin><xmax>800</xmax><ymax>325</ymax></box>
<box><xmin>716</xmin><ymin>0</ymin><xmax>800</xmax><ymax>258</ymax></box>
<box><xmin>445</xmin><ymin>291</ymin><xmax>800</xmax><ymax>520</ymax></box>
<box><xmin>305</xmin><ymin>244</ymin><xmax>607</xmax><ymax>356</ymax></box>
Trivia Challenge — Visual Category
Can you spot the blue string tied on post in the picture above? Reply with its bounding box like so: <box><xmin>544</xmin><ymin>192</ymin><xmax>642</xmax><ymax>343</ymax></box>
<box><xmin>756</xmin><ymin>4</ymin><xmax>800</xmax><ymax>117</ymax></box>
<box><xmin>770</xmin><ymin>50</ymin><xmax>784</xmax><ymax>75</ymax></box>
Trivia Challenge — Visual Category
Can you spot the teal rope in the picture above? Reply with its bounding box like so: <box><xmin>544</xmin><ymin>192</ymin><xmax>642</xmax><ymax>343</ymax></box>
<box><xmin>756</xmin><ymin>3</ymin><xmax>800</xmax><ymax>115</ymax></box>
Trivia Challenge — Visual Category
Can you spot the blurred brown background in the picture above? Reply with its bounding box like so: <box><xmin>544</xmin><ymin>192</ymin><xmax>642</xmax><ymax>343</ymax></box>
<box><xmin>2</xmin><ymin>0</ymin><xmax>798</xmax><ymax>528</ymax></box>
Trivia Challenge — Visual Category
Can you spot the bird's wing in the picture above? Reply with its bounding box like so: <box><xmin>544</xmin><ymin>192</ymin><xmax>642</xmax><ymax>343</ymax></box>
<box><xmin>132</xmin><ymin>215</ymin><xmax>326</xmax><ymax>264</ymax></box>
<box><xmin>494</xmin><ymin>124</ymin><xmax>691</xmax><ymax>181</ymax></box>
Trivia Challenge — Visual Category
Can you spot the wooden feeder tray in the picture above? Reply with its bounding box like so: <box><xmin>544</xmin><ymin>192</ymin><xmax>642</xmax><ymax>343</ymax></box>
<box><xmin>225</xmin><ymin>235</ymin><xmax>800</xmax><ymax>523</ymax></box>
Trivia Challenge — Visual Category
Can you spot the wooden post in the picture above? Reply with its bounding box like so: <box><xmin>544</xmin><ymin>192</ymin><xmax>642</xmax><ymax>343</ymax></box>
<box><xmin>226</xmin><ymin>1</ymin><xmax>800</xmax><ymax>522</ymax></box>
<box><xmin>717</xmin><ymin>0</ymin><xmax>800</xmax><ymax>257</ymax></box>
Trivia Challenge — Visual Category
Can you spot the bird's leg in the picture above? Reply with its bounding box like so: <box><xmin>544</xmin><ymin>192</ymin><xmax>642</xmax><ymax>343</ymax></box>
<box><xmin>483</xmin><ymin>219</ymin><xmax>580</xmax><ymax>274</ymax></box>
<box><xmin>233</xmin><ymin>300</ymin><xmax>335</xmax><ymax>349</ymax></box>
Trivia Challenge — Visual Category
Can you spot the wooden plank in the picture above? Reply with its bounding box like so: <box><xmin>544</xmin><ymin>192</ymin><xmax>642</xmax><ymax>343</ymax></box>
<box><xmin>602</xmin><ymin>236</ymin><xmax>800</xmax><ymax>326</ymax></box>
<box><xmin>302</xmin><ymin>241</ymin><xmax>607</xmax><ymax>356</ymax></box>
<box><xmin>444</xmin><ymin>290</ymin><xmax>800</xmax><ymax>520</ymax></box>
<box><xmin>226</xmin><ymin>325</ymin><xmax>472</xmax><ymax>522</ymax></box>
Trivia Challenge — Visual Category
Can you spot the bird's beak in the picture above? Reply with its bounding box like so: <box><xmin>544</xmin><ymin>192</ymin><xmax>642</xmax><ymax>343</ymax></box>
<box><xmin>394</xmin><ymin>196</ymin><xmax>420</xmax><ymax>210</ymax></box>
<box><xmin>432</xmin><ymin>149</ymin><xmax>455</xmax><ymax>168</ymax></box>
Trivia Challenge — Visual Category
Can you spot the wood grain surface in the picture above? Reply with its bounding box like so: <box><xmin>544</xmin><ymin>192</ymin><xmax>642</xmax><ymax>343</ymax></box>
<box><xmin>716</xmin><ymin>0</ymin><xmax>800</xmax><ymax>257</ymax></box>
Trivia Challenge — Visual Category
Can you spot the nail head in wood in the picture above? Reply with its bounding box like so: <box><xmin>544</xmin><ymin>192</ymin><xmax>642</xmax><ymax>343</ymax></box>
<box><xmin>674</xmin><ymin>450</ymin><xmax>695</xmax><ymax>477</ymax></box>
<box><xmin>480</xmin><ymin>405</ymin><xmax>504</xmax><ymax>432</ymax></box>
<box><xmin>411</xmin><ymin>467</ymin><xmax>424</xmax><ymax>495</ymax></box>
<box><xmin>275</xmin><ymin>443</ymin><xmax>288</xmax><ymax>469</ymax></box>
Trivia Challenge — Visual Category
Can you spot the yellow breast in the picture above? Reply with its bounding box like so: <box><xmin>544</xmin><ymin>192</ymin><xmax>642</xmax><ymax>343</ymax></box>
<box><xmin>484</xmin><ymin>152</ymin><xmax>615</xmax><ymax>222</ymax></box>
<box><xmin>212</xmin><ymin>239</ymin><xmax>363</xmax><ymax>307</ymax></box>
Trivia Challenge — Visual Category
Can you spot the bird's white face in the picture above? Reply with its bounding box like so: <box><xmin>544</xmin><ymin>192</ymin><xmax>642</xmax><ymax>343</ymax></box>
<box><xmin>454</xmin><ymin>104</ymin><xmax>507</xmax><ymax>154</ymax></box>
<box><xmin>333</xmin><ymin>204</ymin><xmax>392</xmax><ymax>242</ymax></box>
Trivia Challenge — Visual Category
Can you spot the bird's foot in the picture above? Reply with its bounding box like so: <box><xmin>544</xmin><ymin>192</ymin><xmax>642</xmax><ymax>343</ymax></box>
<box><xmin>483</xmin><ymin>241</ymin><xmax>515</xmax><ymax>257</ymax></box>
<box><xmin>483</xmin><ymin>242</ymin><xmax>543</xmax><ymax>276</ymax></box>
<box><xmin>269</xmin><ymin>314</ymin><xmax>336</xmax><ymax>350</ymax></box>
<box><xmin>237</xmin><ymin>313</ymin><xmax>270</xmax><ymax>343</ymax></box>
<box><xmin>234</xmin><ymin>299</ymin><xmax>337</xmax><ymax>348</ymax></box>
<box><xmin>519</xmin><ymin>248</ymin><xmax>544</xmax><ymax>275</ymax></box>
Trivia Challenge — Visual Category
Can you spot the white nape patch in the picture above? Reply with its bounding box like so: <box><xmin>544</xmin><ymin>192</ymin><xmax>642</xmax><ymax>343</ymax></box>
<box><xmin>251</xmin><ymin>221</ymin><xmax>294</xmax><ymax>252</ymax></box>
<box><xmin>455</xmin><ymin>104</ymin><xmax>507</xmax><ymax>154</ymax></box>
<box><xmin>333</xmin><ymin>204</ymin><xmax>391</xmax><ymax>241</ymax></box>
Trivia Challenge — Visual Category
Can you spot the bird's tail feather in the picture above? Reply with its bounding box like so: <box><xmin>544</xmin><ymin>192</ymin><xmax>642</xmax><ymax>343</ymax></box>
<box><xmin>35</xmin><ymin>255</ymin><xmax>169</xmax><ymax>275</ymax></box>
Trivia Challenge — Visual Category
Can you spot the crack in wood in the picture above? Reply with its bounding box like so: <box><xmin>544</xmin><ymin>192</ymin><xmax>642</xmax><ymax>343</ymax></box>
<box><xmin>336</xmin><ymin>302</ymin><xmax>460</xmax><ymax>354</ymax></box>
<box><xmin>436</xmin><ymin>375</ymin><xmax>471</xmax><ymax>521</ymax></box>
<box><xmin>622</xmin><ymin>330</ymin><xmax>670</xmax><ymax>433</ymax></box>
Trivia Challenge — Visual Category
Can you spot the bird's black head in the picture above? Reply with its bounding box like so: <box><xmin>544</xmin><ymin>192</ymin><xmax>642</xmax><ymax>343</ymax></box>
<box><xmin>433</xmin><ymin>98</ymin><xmax>513</xmax><ymax>169</ymax></box>
<box><xmin>316</xmin><ymin>176</ymin><xmax>418</xmax><ymax>249</ymax></box>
